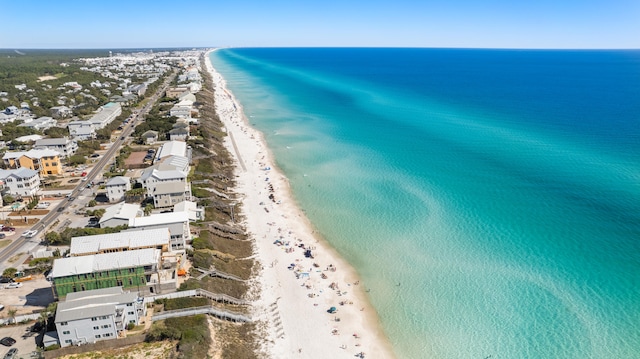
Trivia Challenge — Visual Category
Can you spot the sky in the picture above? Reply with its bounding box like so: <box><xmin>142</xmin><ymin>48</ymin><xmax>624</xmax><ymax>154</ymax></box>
<box><xmin>1</xmin><ymin>0</ymin><xmax>639</xmax><ymax>49</ymax></box>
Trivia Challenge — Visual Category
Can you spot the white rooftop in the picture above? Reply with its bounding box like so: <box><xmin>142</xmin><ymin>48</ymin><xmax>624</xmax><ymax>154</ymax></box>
<box><xmin>69</xmin><ymin>228</ymin><xmax>170</xmax><ymax>256</ymax></box>
<box><xmin>129</xmin><ymin>211</ymin><xmax>189</xmax><ymax>227</ymax></box>
<box><xmin>105</xmin><ymin>176</ymin><xmax>130</xmax><ymax>187</ymax></box>
<box><xmin>99</xmin><ymin>202</ymin><xmax>141</xmax><ymax>225</ymax></box>
<box><xmin>51</xmin><ymin>248</ymin><xmax>160</xmax><ymax>278</ymax></box>
<box><xmin>157</xmin><ymin>140</ymin><xmax>187</xmax><ymax>159</ymax></box>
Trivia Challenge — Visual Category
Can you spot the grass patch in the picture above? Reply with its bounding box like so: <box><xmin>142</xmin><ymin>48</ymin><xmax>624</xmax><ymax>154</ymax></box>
<box><xmin>146</xmin><ymin>315</ymin><xmax>211</xmax><ymax>359</ymax></box>
<box><xmin>0</xmin><ymin>239</ymin><xmax>10</xmax><ymax>249</ymax></box>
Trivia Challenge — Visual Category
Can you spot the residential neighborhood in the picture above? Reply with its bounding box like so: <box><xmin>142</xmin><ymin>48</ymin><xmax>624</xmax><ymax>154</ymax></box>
<box><xmin>0</xmin><ymin>49</ymin><xmax>239</xmax><ymax>357</ymax></box>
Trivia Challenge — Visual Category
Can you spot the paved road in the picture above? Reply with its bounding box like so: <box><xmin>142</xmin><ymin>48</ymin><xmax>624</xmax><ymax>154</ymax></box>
<box><xmin>0</xmin><ymin>69</ymin><xmax>178</xmax><ymax>265</ymax></box>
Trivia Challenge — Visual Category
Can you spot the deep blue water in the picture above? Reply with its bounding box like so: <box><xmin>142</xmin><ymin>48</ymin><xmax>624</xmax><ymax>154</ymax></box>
<box><xmin>210</xmin><ymin>48</ymin><xmax>640</xmax><ymax>359</ymax></box>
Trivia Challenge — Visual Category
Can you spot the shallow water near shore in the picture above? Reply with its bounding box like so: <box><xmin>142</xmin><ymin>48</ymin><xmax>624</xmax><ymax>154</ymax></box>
<box><xmin>210</xmin><ymin>48</ymin><xmax>640</xmax><ymax>359</ymax></box>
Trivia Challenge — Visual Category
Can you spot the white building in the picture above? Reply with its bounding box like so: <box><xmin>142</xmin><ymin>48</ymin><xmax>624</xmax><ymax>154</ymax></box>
<box><xmin>174</xmin><ymin>200</ymin><xmax>204</xmax><ymax>222</ymax></box>
<box><xmin>18</xmin><ymin>116</ymin><xmax>57</xmax><ymax>130</ymax></box>
<box><xmin>89</xmin><ymin>102</ymin><xmax>121</xmax><ymax>130</ymax></box>
<box><xmin>128</xmin><ymin>212</ymin><xmax>190</xmax><ymax>252</ymax></box>
<box><xmin>156</xmin><ymin>140</ymin><xmax>188</xmax><ymax>160</ymax></box>
<box><xmin>68</xmin><ymin>121</ymin><xmax>96</xmax><ymax>140</ymax></box>
<box><xmin>105</xmin><ymin>176</ymin><xmax>131</xmax><ymax>203</ymax></box>
<box><xmin>55</xmin><ymin>287</ymin><xmax>146</xmax><ymax>348</ymax></box>
<box><xmin>98</xmin><ymin>202</ymin><xmax>141</xmax><ymax>228</ymax></box>
<box><xmin>34</xmin><ymin>137</ymin><xmax>78</xmax><ymax>158</ymax></box>
<box><xmin>139</xmin><ymin>167</ymin><xmax>189</xmax><ymax>197</ymax></box>
<box><xmin>153</xmin><ymin>181</ymin><xmax>190</xmax><ymax>209</ymax></box>
<box><xmin>0</xmin><ymin>168</ymin><xmax>41</xmax><ymax>197</ymax></box>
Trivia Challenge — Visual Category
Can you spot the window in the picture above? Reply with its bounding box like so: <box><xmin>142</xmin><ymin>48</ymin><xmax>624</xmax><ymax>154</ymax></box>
<box><xmin>100</xmin><ymin>316</ymin><xmax>108</xmax><ymax>320</ymax></box>
<box><xmin>101</xmin><ymin>324</ymin><xmax>110</xmax><ymax>328</ymax></box>
<box><xmin>93</xmin><ymin>326</ymin><xmax>99</xmax><ymax>330</ymax></box>
<box><xmin>104</xmin><ymin>333</ymin><xmax>112</xmax><ymax>337</ymax></box>
<box><xmin>65</xmin><ymin>339</ymin><xmax>72</xmax><ymax>344</ymax></box>
<box><xmin>91</xmin><ymin>317</ymin><xmax>98</xmax><ymax>321</ymax></box>
<box><xmin>128</xmin><ymin>268</ymin><xmax>135</xmax><ymax>273</ymax></box>
<box><xmin>117</xmin><ymin>279</ymin><xmax>123</xmax><ymax>286</ymax></box>
<box><xmin>95</xmin><ymin>334</ymin><xmax>101</xmax><ymax>338</ymax></box>
<box><xmin>63</xmin><ymin>331</ymin><xmax>70</xmax><ymax>335</ymax></box>
<box><xmin>128</xmin><ymin>311</ymin><xmax>134</xmax><ymax>315</ymax></box>
<box><xmin>128</xmin><ymin>278</ymin><xmax>133</xmax><ymax>286</ymax></box>
<box><xmin>60</xmin><ymin>322</ymin><xmax>68</xmax><ymax>326</ymax></box>
<box><xmin>126</xmin><ymin>303</ymin><xmax>133</xmax><ymax>307</ymax></box>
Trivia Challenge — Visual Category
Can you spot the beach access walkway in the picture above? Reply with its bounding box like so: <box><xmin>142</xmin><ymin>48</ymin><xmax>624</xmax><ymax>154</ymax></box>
<box><xmin>151</xmin><ymin>305</ymin><xmax>251</xmax><ymax>323</ymax></box>
<box><xmin>145</xmin><ymin>288</ymin><xmax>251</xmax><ymax>323</ymax></box>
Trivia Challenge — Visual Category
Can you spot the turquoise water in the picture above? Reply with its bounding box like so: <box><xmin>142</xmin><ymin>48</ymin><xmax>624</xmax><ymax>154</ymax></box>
<box><xmin>210</xmin><ymin>49</ymin><xmax>640</xmax><ymax>359</ymax></box>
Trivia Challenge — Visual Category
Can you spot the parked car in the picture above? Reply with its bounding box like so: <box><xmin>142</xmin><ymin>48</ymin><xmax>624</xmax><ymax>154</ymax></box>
<box><xmin>1</xmin><ymin>227</ymin><xmax>15</xmax><ymax>232</ymax></box>
<box><xmin>0</xmin><ymin>304</ymin><xmax>4</xmax><ymax>311</ymax></box>
<box><xmin>3</xmin><ymin>348</ymin><xmax>17</xmax><ymax>359</ymax></box>
<box><xmin>0</xmin><ymin>337</ymin><xmax>16</xmax><ymax>346</ymax></box>
<box><xmin>5</xmin><ymin>283</ymin><xmax>22</xmax><ymax>289</ymax></box>
<box><xmin>90</xmin><ymin>153</ymin><xmax>100</xmax><ymax>158</ymax></box>
<box><xmin>0</xmin><ymin>233</ymin><xmax>5</xmax><ymax>239</ymax></box>
<box><xmin>23</xmin><ymin>230</ymin><xmax>38</xmax><ymax>238</ymax></box>
<box><xmin>0</xmin><ymin>278</ymin><xmax>13</xmax><ymax>283</ymax></box>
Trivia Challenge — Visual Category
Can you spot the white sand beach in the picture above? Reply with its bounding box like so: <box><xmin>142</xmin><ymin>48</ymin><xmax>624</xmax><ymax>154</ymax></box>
<box><xmin>205</xmin><ymin>49</ymin><xmax>396</xmax><ymax>359</ymax></box>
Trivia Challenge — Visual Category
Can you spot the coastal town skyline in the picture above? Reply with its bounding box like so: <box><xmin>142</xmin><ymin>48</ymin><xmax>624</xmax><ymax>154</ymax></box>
<box><xmin>2</xmin><ymin>0</ymin><xmax>639</xmax><ymax>49</ymax></box>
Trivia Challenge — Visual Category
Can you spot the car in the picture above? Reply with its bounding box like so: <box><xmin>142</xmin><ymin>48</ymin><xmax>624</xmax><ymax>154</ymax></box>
<box><xmin>57</xmin><ymin>206</ymin><xmax>65</xmax><ymax>212</ymax></box>
<box><xmin>0</xmin><ymin>337</ymin><xmax>16</xmax><ymax>346</ymax></box>
<box><xmin>68</xmin><ymin>197</ymin><xmax>75</xmax><ymax>201</ymax></box>
<box><xmin>0</xmin><ymin>278</ymin><xmax>12</xmax><ymax>284</ymax></box>
<box><xmin>0</xmin><ymin>234</ymin><xmax>5</xmax><ymax>239</ymax></box>
<box><xmin>5</xmin><ymin>283</ymin><xmax>22</xmax><ymax>289</ymax></box>
<box><xmin>90</xmin><ymin>153</ymin><xmax>100</xmax><ymax>158</ymax></box>
<box><xmin>1</xmin><ymin>227</ymin><xmax>15</xmax><ymax>232</ymax></box>
<box><xmin>23</xmin><ymin>230</ymin><xmax>38</xmax><ymax>238</ymax></box>
<box><xmin>3</xmin><ymin>347</ymin><xmax>17</xmax><ymax>359</ymax></box>
<box><xmin>0</xmin><ymin>304</ymin><xmax>4</xmax><ymax>311</ymax></box>
<box><xmin>120</xmin><ymin>136</ymin><xmax>125</xmax><ymax>140</ymax></box>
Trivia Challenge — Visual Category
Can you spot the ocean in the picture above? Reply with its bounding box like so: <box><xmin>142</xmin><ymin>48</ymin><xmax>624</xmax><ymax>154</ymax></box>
<box><xmin>209</xmin><ymin>48</ymin><xmax>640</xmax><ymax>359</ymax></box>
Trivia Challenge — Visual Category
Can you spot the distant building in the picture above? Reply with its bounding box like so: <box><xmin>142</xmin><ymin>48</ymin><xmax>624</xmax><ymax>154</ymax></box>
<box><xmin>55</xmin><ymin>287</ymin><xmax>146</xmax><ymax>347</ymax></box>
<box><xmin>168</xmin><ymin>127</ymin><xmax>189</xmax><ymax>141</ymax></box>
<box><xmin>89</xmin><ymin>102</ymin><xmax>122</xmax><ymax>130</ymax></box>
<box><xmin>18</xmin><ymin>116</ymin><xmax>57</xmax><ymax>131</ymax></box>
<box><xmin>50</xmin><ymin>105</ymin><xmax>73</xmax><ymax>118</ymax></box>
<box><xmin>34</xmin><ymin>137</ymin><xmax>78</xmax><ymax>158</ymax></box>
<box><xmin>141</xmin><ymin>130</ymin><xmax>158</xmax><ymax>145</ymax></box>
<box><xmin>165</xmin><ymin>87</ymin><xmax>189</xmax><ymax>99</ymax></box>
<box><xmin>105</xmin><ymin>176</ymin><xmax>131</xmax><ymax>203</ymax></box>
<box><xmin>68</xmin><ymin>120</ymin><xmax>96</xmax><ymax>140</ymax></box>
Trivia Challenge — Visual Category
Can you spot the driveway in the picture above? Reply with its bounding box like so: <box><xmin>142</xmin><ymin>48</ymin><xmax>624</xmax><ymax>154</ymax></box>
<box><xmin>0</xmin><ymin>323</ymin><xmax>38</xmax><ymax>358</ymax></box>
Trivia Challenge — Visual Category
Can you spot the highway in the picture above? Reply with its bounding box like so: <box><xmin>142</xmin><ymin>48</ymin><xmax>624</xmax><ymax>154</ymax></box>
<box><xmin>0</xmin><ymin>69</ymin><xmax>178</xmax><ymax>265</ymax></box>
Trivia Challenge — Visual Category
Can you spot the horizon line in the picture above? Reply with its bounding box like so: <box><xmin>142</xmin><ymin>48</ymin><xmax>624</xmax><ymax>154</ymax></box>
<box><xmin>1</xmin><ymin>46</ymin><xmax>639</xmax><ymax>51</ymax></box>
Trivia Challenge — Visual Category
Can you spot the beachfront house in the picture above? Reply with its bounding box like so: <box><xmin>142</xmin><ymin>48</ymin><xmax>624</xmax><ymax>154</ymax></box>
<box><xmin>55</xmin><ymin>287</ymin><xmax>146</xmax><ymax>347</ymax></box>
<box><xmin>50</xmin><ymin>247</ymin><xmax>176</xmax><ymax>298</ymax></box>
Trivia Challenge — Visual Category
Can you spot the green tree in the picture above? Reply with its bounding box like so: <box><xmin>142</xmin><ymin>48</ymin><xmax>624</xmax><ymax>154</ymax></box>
<box><xmin>2</xmin><ymin>267</ymin><xmax>17</xmax><ymax>278</ymax></box>
<box><xmin>69</xmin><ymin>154</ymin><xmax>86</xmax><ymax>166</ymax></box>
<box><xmin>44</xmin><ymin>231</ymin><xmax>61</xmax><ymax>245</ymax></box>
<box><xmin>43</xmin><ymin>127</ymin><xmax>69</xmax><ymax>138</ymax></box>
<box><xmin>7</xmin><ymin>308</ymin><xmax>17</xmax><ymax>324</ymax></box>
<box><xmin>143</xmin><ymin>203</ymin><xmax>154</xmax><ymax>216</ymax></box>
<box><xmin>87</xmin><ymin>199</ymin><xmax>97</xmax><ymax>207</ymax></box>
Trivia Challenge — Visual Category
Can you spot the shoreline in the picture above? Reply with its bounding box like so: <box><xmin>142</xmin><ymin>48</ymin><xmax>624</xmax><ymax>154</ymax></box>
<box><xmin>205</xmin><ymin>49</ymin><xmax>396</xmax><ymax>358</ymax></box>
